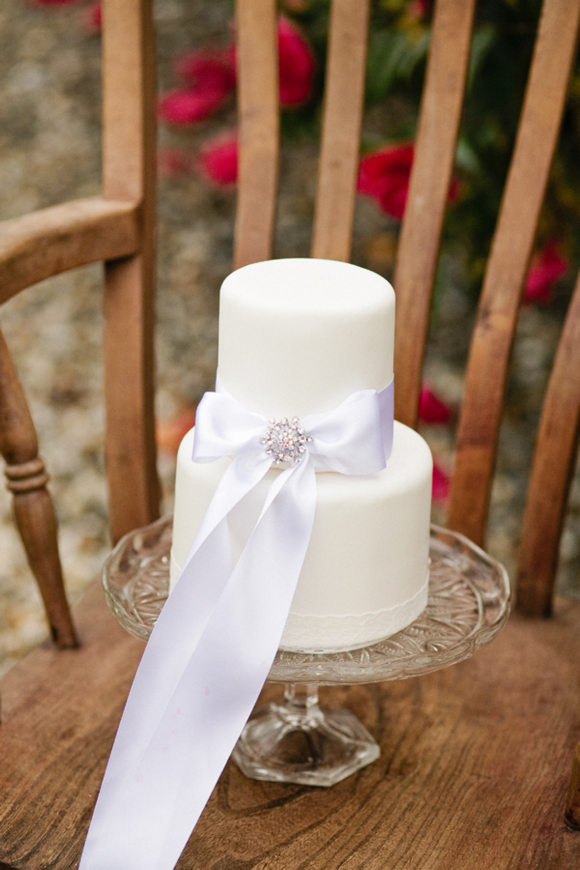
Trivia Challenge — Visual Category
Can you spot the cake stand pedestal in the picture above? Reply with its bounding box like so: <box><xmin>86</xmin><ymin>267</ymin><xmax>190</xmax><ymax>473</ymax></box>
<box><xmin>232</xmin><ymin>682</ymin><xmax>380</xmax><ymax>786</ymax></box>
<box><xmin>102</xmin><ymin>516</ymin><xmax>510</xmax><ymax>787</ymax></box>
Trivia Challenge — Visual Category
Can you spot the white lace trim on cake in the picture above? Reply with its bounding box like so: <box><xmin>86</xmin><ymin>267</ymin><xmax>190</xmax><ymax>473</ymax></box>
<box><xmin>281</xmin><ymin>576</ymin><xmax>429</xmax><ymax>652</ymax></box>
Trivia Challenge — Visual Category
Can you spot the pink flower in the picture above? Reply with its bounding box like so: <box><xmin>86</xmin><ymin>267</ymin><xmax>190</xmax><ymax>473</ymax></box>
<box><xmin>432</xmin><ymin>461</ymin><xmax>451</xmax><ymax>502</ymax></box>
<box><xmin>159</xmin><ymin>17</ymin><xmax>314</xmax><ymax>128</ymax></box>
<box><xmin>524</xmin><ymin>242</ymin><xmax>568</xmax><ymax>305</ymax></box>
<box><xmin>83</xmin><ymin>1</ymin><xmax>101</xmax><ymax>33</ymax></box>
<box><xmin>198</xmin><ymin>133</ymin><xmax>238</xmax><ymax>186</ymax></box>
<box><xmin>278</xmin><ymin>15</ymin><xmax>316</xmax><ymax>106</ymax></box>
<box><xmin>174</xmin><ymin>49</ymin><xmax>236</xmax><ymax>97</ymax></box>
<box><xmin>358</xmin><ymin>144</ymin><xmax>459</xmax><ymax>220</ymax></box>
<box><xmin>419</xmin><ymin>383</ymin><xmax>453</xmax><ymax>424</ymax></box>
<box><xmin>159</xmin><ymin>89</ymin><xmax>228</xmax><ymax>125</ymax></box>
<box><xmin>159</xmin><ymin>49</ymin><xmax>235</xmax><ymax>126</ymax></box>
<box><xmin>358</xmin><ymin>145</ymin><xmax>415</xmax><ymax>220</ymax></box>
<box><xmin>409</xmin><ymin>0</ymin><xmax>430</xmax><ymax>19</ymax></box>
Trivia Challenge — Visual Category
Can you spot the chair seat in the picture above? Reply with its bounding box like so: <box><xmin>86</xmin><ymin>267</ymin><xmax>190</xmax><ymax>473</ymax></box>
<box><xmin>1</xmin><ymin>583</ymin><xmax>579</xmax><ymax>869</ymax></box>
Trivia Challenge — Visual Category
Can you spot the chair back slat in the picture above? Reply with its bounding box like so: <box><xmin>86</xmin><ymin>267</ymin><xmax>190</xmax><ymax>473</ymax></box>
<box><xmin>102</xmin><ymin>0</ymin><xmax>160</xmax><ymax>543</ymax></box>
<box><xmin>516</xmin><ymin>271</ymin><xmax>580</xmax><ymax>615</ymax></box>
<box><xmin>234</xmin><ymin>0</ymin><xmax>280</xmax><ymax>270</ymax></box>
<box><xmin>393</xmin><ymin>0</ymin><xmax>476</xmax><ymax>428</ymax></box>
<box><xmin>311</xmin><ymin>0</ymin><xmax>370</xmax><ymax>262</ymax></box>
<box><xmin>102</xmin><ymin>0</ymin><xmax>155</xmax><ymax>203</ymax></box>
<box><xmin>447</xmin><ymin>0</ymin><xmax>580</xmax><ymax>546</ymax></box>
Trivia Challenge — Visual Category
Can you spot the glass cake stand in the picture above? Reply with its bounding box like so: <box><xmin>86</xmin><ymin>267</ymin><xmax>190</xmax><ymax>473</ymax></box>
<box><xmin>102</xmin><ymin>515</ymin><xmax>510</xmax><ymax>787</ymax></box>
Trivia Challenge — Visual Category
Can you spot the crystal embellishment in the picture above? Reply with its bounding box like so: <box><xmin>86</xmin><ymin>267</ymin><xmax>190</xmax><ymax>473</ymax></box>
<box><xmin>261</xmin><ymin>417</ymin><xmax>313</xmax><ymax>465</ymax></box>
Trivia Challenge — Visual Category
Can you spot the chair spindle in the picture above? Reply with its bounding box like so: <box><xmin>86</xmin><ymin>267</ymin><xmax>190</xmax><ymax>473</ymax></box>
<box><xmin>447</xmin><ymin>0</ymin><xmax>580</xmax><ymax>547</ymax></box>
<box><xmin>0</xmin><ymin>331</ymin><xmax>77</xmax><ymax>650</ymax></box>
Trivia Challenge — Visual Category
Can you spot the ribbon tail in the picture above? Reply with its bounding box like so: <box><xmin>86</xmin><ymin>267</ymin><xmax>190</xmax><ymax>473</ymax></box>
<box><xmin>79</xmin><ymin>458</ymin><xmax>317</xmax><ymax>870</ymax></box>
<box><xmin>79</xmin><ymin>453</ymin><xmax>271</xmax><ymax>870</ymax></box>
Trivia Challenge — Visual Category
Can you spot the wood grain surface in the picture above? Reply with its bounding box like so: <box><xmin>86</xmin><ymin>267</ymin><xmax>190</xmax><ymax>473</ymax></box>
<box><xmin>102</xmin><ymin>0</ymin><xmax>160</xmax><ymax>543</ymax></box>
<box><xmin>311</xmin><ymin>0</ymin><xmax>370</xmax><ymax>262</ymax></box>
<box><xmin>233</xmin><ymin>0</ymin><xmax>279</xmax><ymax>270</ymax></box>
<box><xmin>0</xmin><ymin>197</ymin><xmax>139</xmax><ymax>304</ymax></box>
<box><xmin>1</xmin><ymin>585</ymin><xmax>579</xmax><ymax>869</ymax></box>
<box><xmin>0</xmin><ymin>581</ymin><xmax>143</xmax><ymax>870</ymax></box>
<box><xmin>0</xmin><ymin>330</ymin><xmax>77</xmax><ymax>651</ymax></box>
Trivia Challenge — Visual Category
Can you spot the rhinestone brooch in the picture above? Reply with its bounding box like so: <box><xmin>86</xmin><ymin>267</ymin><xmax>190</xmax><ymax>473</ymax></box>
<box><xmin>261</xmin><ymin>417</ymin><xmax>313</xmax><ymax>465</ymax></box>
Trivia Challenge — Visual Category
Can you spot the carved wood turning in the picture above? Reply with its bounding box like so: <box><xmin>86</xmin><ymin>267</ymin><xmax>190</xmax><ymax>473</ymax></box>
<box><xmin>0</xmin><ymin>329</ymin><xmax>77</xmax><ymax>651</ymax></box>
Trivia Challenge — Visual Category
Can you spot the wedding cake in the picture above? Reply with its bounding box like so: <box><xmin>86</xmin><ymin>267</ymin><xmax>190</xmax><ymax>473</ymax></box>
<box><xmin>169</xmin><ymin>258</ymin><xmax>432</xmax><ymax>652</ymax></box>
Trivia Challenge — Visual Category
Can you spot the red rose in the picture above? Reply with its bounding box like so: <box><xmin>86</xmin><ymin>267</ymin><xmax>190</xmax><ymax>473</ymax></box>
<box><xmin>278</xmin><ymin>16</ymin><xmax>316</xmax><ymax>106</ymax></box>
<box><xmin>358</xmin><ymin>143</ymin><xmax>459</xmax><ymax>220</ymax></box>
<box><xmin>198</xmin><ymin>133</ymin><xmax>238</xmax><ymax>186</ymax></box>
<box><xmin>409</xmin><ymin>0</ymin><xmax>430</xmax><ymax>19</ymax></box>
<box><xmin>159</xmin><ymin>89</ymin><xmax>229</xmax><ymax>125</ymax></box>
<box><xmin>159</xmin><ymin>49</ymin><xmax>235</xmax><ymax>126</ymax></box>
<box><xmin>432</xmin><ymin>461</ymin><xmax>451</xmax><ymax>503</ymax></box>
<box><xmin>358</xmin><ymin>144</ymin><xmax>415</xmax><ymax>220</ymax></box>
<box><xmin>524</xmin><ymin>242</ymin><xmax>568</xmax><ymax>305</ymax></box>
<box><xmin>418</xmin><ymin>383</ymin><xmax>453</xmax><ymax>424</ymax></box>
<box><xmin>83</xmin><ymin>1</ymin><xmax>101</xmax><ymax>34</ymax></box>
<box><xmin>174</xmin><ymin>50</ymin><xmax>236</xmax><ymax>97</ymax></box>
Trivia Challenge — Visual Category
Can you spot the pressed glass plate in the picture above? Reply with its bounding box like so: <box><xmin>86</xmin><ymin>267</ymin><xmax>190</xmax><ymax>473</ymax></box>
<box><xmin>102</xmin><ymin>515</ymin><xmax>510</xmax><ymax>786</ymax></box>
<box><xmin>102</xmin><ymin>514</ymin><xmax>510</xmax><ymax>685</ymax></box>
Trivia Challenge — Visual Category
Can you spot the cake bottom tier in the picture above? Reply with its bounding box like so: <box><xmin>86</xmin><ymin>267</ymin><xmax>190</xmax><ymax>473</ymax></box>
<box><xmin>170</xmin><ymin>421</ymin><xmax>433</xmax><ymax>652</ymax></box>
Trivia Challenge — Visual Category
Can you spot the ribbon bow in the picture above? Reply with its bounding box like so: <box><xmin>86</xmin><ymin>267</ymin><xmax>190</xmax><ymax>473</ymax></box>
<box><xmin>79</xmin><ymin>379</ymin><xmax>393</xmax><ymax>870</ymax></box>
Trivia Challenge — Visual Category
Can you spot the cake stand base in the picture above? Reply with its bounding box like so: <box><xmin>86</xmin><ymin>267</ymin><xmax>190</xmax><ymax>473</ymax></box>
<box><xmin>233</xmin><ymin>684</ymin><xmax>379</xmax><ymax>786</ymax></box>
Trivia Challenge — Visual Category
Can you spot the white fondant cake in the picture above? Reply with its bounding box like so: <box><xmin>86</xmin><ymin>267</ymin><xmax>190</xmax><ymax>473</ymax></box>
<box><xmin>169</xmin><ymin>258</ymin><xmax>433</xmax><ymax>652</ymax></box>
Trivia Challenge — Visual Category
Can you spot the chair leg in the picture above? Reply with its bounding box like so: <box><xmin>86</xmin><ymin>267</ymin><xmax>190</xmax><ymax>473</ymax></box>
<box><xmin>565</xmin><ymin>742</ymin><xmax>580</xmax><ymax>830</ymax></box>
<box><xmin>0</xmin><ymin>330</ymin><xmax>77</xmax><ymax>651</ymax></box>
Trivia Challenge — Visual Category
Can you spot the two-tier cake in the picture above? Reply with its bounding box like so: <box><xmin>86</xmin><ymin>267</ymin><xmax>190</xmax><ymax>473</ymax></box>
<box><xmin>169</xmin><ymin>258</ymin><xmax>432</xmax><ymax>652</ymax></box>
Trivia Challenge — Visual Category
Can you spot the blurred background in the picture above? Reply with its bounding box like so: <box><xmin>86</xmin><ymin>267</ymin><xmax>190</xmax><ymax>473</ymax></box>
<box><xmin>0</xmin><ymin>0</ymin><xmax>579</xmax><ymax>674</ymax></box>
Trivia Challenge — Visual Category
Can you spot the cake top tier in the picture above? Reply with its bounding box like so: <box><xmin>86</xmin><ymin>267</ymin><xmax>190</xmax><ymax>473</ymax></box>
<box><xmin>217</xmin><ymin>258</ymin><xmax>395</xmax><ymax>418</ymax></box>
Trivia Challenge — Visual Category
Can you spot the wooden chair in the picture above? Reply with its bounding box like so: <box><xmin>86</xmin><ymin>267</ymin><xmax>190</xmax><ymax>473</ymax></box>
<box><xmin>1</xmin><ymin>0</ymin><xmax>579</xmax><ymax>867</ymax></box>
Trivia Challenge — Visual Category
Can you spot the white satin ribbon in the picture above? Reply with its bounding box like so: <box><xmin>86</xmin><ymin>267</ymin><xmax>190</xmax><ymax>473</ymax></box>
<box><xmin>79</xmin><ymin>377</ymin><xmax>393</xmax><ymax>870</ymax></box>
